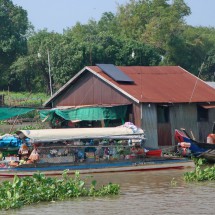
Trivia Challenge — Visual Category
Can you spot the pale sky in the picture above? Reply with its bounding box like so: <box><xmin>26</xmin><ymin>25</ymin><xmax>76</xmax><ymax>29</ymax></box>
<box><xmin>12</xmin><ymin>0</ymin><xmax>215</xmax><ymax>33</ymax></box>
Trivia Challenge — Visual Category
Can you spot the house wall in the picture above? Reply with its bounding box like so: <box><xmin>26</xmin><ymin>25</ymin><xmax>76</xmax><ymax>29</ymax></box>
<box><xmin>141</xmin><ymin>104</ymin><xmax>158</xmax><ymax>149</ymax></box>
<box><xmin>141</xmin><ymin>103</ymin><xmax>199</xmax><ymax>149</ymax></box>
<box><xmin>169</xmin><ymin>103</ymin><xmax>198</xmax><ymax>145</ymax></box>
<box><xmin>132</xmin><ymin>103</ymin><xmax>141</xmax><ymax>128</ymax></box>
<box><xmin>141</xmin><ymin>103</ymin><xmax>213</xmax><ymax>149</ymax></box>
<box><xmin>170</xmin><ymin>104</ymin><xmax>215</xmax><ymax>143</ymax></box>
<box><xmin>208</xmin><ymin>108</ymin><xmax>215</xmax><ymax>131</ymax></box>
<box><xmin>198</xmin><ymin>108</ymin><xmax>215</xmax><ymax>142</ymax></box>
<box><xmin>54</xmin><ymin>72</ymin><xmax>132</xmax><ymax>106</ymax></box>
<box><xmin>53</xmin><ymin>71</ymin><xmax>142</xmax><ymax>126</ymax></box>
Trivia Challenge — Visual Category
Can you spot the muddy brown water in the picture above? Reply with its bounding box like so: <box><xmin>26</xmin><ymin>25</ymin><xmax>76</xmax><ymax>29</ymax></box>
<box><xmin>0</xmin><ymin>169</ymin><xmax>215</xmax><ymax>215</ymax></box>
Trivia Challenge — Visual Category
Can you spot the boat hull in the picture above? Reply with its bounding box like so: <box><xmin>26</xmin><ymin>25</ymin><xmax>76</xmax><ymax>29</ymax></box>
<box><xmin>175</xmin><ymin>129</ymin><xmax>215</xmax><ymax>162</ymax></box>
<box><xmin>197</xmin><ymin>149</ymin><xmax>215</xmax><ymax>162</ymax></box>
<box><xmin>0</xmin><ymin>158</ymin><xmax>194</xmax><ymax>177</ymax></box>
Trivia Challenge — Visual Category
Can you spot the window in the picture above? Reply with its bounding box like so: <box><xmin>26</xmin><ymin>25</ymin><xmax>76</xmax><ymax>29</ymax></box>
<box><xmin>197</xmin><ymin>105</ymin><xmax>208</xmax><ymax>122</ymax></box>
<box><xmin>157</xmin><ymin>105</ymin><xmax>169</xmax><ymax>123</ymax></box>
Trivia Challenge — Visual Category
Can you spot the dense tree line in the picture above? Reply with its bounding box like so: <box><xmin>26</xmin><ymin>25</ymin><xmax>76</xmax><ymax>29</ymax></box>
<box><xmin>1</xmin><ymin>0</ymin><xmax>215</xmax><ymax>95</ymax></box>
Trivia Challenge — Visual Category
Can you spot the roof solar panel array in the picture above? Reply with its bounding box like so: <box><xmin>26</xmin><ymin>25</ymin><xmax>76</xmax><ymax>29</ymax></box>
<box><xmin>96</xmin><ymin>64</ymin><xmax>134</xmax><ymax>83</ymax></box>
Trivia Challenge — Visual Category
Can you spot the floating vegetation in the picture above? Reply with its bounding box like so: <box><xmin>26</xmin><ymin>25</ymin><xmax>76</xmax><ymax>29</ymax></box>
<box><xmin>184</xmin><ymin>158</ymin><xmax>215</xmax><ymax>182</ymax></box>
<box><xmin>0</xmin><ymin>170</ymin><xmax>120</xmax><ymax>210</ymax></box>
<box><xmin>170</xmin><ymin>177</ymin><xmax>177</xmax><ymax>186</ymax></box>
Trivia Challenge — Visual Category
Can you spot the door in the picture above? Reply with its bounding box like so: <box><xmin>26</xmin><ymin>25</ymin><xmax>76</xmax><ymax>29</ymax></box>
<box><xmin>157</xmin><ymin>105</ymin><xmax>172</xmax><ymax>146</ymax></box>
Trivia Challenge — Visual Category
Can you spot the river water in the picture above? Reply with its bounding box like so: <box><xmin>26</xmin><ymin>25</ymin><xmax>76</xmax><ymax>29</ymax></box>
<box><xmin>1</xmin><ymin>169</ymin><xmax>215</xmax><ymax>215</ymax></box>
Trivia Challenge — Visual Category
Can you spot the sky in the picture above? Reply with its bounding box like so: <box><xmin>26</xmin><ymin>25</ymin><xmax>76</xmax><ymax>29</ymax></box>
<box><xmin>12</xmin><ymin>0</ymin><xmax>215</xmax><ymax>33</ymax></box>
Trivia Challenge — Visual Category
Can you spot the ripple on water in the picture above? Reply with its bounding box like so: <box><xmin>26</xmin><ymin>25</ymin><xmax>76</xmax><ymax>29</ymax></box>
<box><xmin>1</xmin><ymin>170</ymin><xmax>215</xmax><ymax>215</ymax></box>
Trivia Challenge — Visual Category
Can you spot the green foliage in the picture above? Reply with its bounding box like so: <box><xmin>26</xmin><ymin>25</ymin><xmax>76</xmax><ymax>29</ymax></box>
<box><xmin>184</xmin><ymin>158</ymin><xmax>215</xmax><ymax>182</ymax></box>
<box><xmin>9</xmin><ymin>30</ymin><xmax>62</xmax><ymax>93</ymax></box>
<box><xmin>15</xmin><ymin>123</ymin><xmax>47</xmax><ymax>132</ymax></box>
<box><xmin>11</xmin><ymin>25</ymin><xmax>161</xmax><ymax>93</ymax></box>
<box><xmin>179</xmin><ymin>26</ymin><xmax>215</xmax><ymax>75</ymax></box>
<box><xmin>0</xmin><ymin>171</ymin><xmax>120</xmax><ymax>210</ymax></box>
<box><xmin>116</xmin><ymin>0</ymin><xmax>190</xmax><ymax>49</ymax></box>
<box><xmin>192</xmin><ymin>157</ymin><xmax>208</xmax><ymax>166</ymax></box>
<box><xmin>2</xmin><ymin>0</ymin><xmax>215</xmax><ymax>93</ymax></box>
<box><xmin>0</xmin><ymin>121</ymin><xmax>47</xmax><ymax>136</ymax></box>
<box><xmin>0</xmin><ymin>0</ymin><xmax>29</xmax><ymax>88</ymax></box>
<box><xmin>201</xmin><ymin>48</ymin><xmax>215</xmax><ymax>81</ymax></box>
<box><xmin>0</xmin><ymin>91</ymin><xmax>49</xmax><ymax>107</ymax></box>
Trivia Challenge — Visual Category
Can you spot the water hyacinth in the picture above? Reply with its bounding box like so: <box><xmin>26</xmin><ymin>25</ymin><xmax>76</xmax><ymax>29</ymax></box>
<box><xmin>0</xmin><ymin>170</ymin><xmax>120</xmax><ymax>210</ymax></box>
<box><xmin>184</xmin><ymin>160</ymin><xmax>215</xmax><ymax>182</ymax></box>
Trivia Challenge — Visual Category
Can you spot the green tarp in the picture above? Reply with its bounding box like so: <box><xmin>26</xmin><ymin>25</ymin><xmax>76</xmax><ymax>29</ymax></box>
<box><xmin>0</xmin><ymin>107</ymin><xmax>35</xmax><ymax>120</ymax></box>
<box><xmin>39</xmin><ymin>105</ymin><xmax>128</xmax><ymax>121</ymax></box>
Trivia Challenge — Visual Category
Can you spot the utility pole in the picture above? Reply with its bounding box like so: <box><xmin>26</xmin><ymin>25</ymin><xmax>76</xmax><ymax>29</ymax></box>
<box><xmin>38</xmin><ymin>50</ymin><xmax>53</xmax><ymax>96</ymax></box>
<box><xmin>47</xmin><ymin>50</ymin><xmax>53</xmax><ymax>96</ymax></box>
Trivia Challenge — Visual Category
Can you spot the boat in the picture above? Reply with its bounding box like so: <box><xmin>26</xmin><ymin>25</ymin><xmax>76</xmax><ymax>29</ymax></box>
<box><xmin>0</xmin><ymin>124</ymin><xmax>194</xmax><ymax>177</ymax></box>
<box><xmin>175</xmin><ymin>128</ymin><xmax>215</xmax><ymax>162</ymax></box>
<box><xmin>0</xmin><ymin>158</ymin><xmax>194</xmax><ymax>178</ymax></box>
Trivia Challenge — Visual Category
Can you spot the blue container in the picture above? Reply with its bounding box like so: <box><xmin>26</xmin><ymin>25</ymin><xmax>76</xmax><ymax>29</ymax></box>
<box><xmin>0</xmin><ymin>135</ymin><xmax>22</xmax><ymax>148</ymax></box>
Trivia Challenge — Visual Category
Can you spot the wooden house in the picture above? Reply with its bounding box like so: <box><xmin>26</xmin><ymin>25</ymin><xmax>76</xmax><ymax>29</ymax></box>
<box><xmin>43</xmin><ymin>64</ymin><xmax>215</xmax><ymax>148</ymax></box>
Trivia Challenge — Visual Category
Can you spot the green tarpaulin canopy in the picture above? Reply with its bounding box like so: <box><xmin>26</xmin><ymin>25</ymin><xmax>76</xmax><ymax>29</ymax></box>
<box><xmin>0</xmin><ymin>107</ymin><xmax>35</xmax><ymax>120</ymax></box>
<box><xmin>39</xmin><ymin>105</ymin><xmax>128</xmax><ymax>121</ymax></box>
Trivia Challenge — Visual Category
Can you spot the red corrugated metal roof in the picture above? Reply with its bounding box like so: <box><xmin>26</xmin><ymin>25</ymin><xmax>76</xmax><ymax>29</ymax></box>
<box><xmin>87</xmin><ymin>66</ymin><xmax>215</xmax><ymax>103</ymax></box>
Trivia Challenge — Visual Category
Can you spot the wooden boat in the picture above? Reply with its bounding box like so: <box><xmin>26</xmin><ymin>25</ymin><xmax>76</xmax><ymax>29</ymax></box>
<box><xmin>0</xmin><ymin>125</ymin><xmax>194</xmax><ymax>177</ymax></box>
<box><xmin>175</xmin><ymin>129</ymin><xmax>215</xmax><ymax>162</ymax></box>
<box><xmin>0</xmin><ymin>158</ymin><xmax>194</xmax><ymax>177</ymax></box>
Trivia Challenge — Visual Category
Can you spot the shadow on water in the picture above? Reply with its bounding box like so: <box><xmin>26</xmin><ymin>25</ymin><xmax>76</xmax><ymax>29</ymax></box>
<box><xmin>1</xmin><ymin>169</ymin><xmax>215</xmax><ymax>215</ymax></box>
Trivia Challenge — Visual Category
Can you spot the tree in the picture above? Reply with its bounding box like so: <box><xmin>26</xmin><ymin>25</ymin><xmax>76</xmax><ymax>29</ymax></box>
<box><xmin>201</xmin><ymin>49</ymin><xmax>215</xmax><ymax>81</ymax></box>
<box><xmin>10</xmin><ymin>20</ymin><xmax>161</xmax><ymax>93</ymax></box>
<box><xmin>8</xmin><ymin>0</ymin><xmax>215</xmax><ymax>94</ymax></box>
<box><xmin>0</xmin><ymin>0</ymin><xmax>29</xmax><ymax>88</ymax></box>
<box><xmin>97</xmin><ymin>12</ymin><xmax>119</xmax><ymax>34</ymax></box>
<box><xmin>116</xmin><ymin>0</ymin><xmax>191</xmax><ymax>62</ymax></box>
<box><xmin>10</xmin><ymin>30</ymin><xmax>62</xmax><ymax>93</ymax></box>
<box><xmin>168</xmin><ymin>26</ymin><xmax>214</xmax><ymax>75</ymax></box>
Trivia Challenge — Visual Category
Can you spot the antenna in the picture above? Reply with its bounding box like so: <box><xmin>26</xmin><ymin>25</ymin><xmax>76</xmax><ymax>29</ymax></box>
<box><xmin>189</xmin><ymin>63</ymin><xmax>204</xmax><ymax>103</ymax></box>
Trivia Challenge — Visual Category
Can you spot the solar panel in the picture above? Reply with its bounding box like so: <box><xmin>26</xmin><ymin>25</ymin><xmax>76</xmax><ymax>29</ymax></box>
<box><xmin>96</xmin><ymin>64</ymin><xmax>134</xmax><ymax>83</ymax></box>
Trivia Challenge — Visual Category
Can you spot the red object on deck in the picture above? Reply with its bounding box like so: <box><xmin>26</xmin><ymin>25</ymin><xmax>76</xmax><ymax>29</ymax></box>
<box><xmin>146</xmin><ymin>149</ymin><xmax>162</xmax><ymax>157</ymax></box>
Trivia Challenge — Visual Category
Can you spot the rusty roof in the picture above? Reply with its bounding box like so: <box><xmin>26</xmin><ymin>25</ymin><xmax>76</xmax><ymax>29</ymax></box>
<box><xmin>44</xmin><ymin>65</ymin><xmax>215</xmax><ymax>106</ymax></box>
<box><xmin>87</xmin><ymin>65</ymin><xmax>215</xmax><ymax>103</ymax></box>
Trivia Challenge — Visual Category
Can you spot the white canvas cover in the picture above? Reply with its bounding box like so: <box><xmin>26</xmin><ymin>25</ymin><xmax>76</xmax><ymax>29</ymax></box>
<box><xmin>16</xmin><ymin>127</ymin><xmax>144</xmax><ymax>143</ymax></box>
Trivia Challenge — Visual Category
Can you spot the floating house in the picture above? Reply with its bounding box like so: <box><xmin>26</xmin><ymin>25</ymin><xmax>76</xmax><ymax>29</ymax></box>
<box><xmin>43</xmin><ymin>64</ymin><xmax>215</xmax><ymax>148</ymax></box>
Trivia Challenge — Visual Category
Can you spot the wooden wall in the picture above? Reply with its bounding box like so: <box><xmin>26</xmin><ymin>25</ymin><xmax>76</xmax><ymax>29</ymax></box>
<box><xmin>54</xmin><ymin>72</ymin><xmax>132</xmax><ymax>107</ymax></box>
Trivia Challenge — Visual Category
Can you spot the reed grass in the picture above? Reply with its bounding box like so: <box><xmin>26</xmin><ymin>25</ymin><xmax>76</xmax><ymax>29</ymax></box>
<box><xmin>0</xmin><ymin>91</ymin><xmax>49</xmax><ymax>107</ymax></box>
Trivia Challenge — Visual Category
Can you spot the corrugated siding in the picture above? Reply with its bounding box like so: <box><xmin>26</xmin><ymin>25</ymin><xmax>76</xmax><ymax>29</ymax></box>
<box><xmin>198</xmin><ymin>108</ymin><xmax>215</xmax><ymax>142</ymax></box>
<box><xmin>170</xmin><ymin>104</ymin><xmax>198</xmax><ymax>144</ymax></box>
<box><xmin>141</xmin><ymin>103</ymin><xmax>214</xmax><ymax>148</ymax></box>
<box><xmin>141</xmin><ymin>104</ymin><xmax>158</xmax><ymax>149</ymax></box>
<box><xmin>198</xmin><ymin>122</ymin><xmax>211</xmax><ymax>142</ymax></box>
